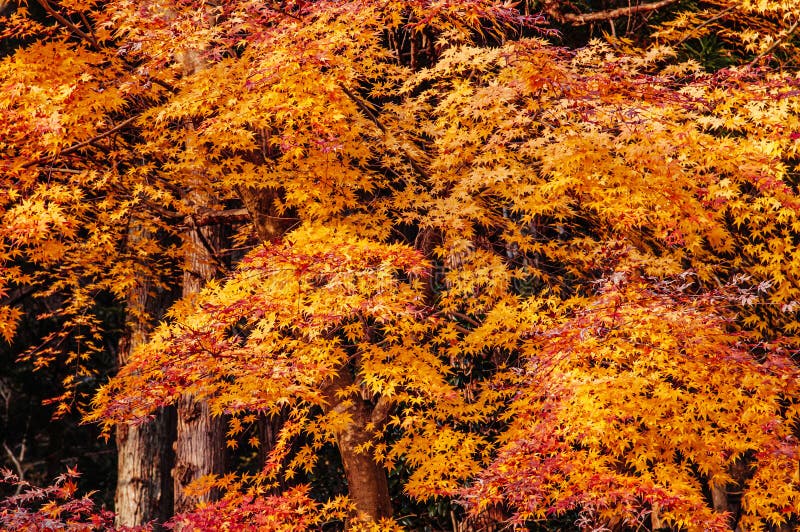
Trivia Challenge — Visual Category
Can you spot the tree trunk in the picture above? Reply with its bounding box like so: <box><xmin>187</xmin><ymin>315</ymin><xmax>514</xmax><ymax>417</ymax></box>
<box><xmin>651</xmin><ymin>502</ymin><xmax>667</xmax><ymax>531</ymax></box>
<box><xmin>322</xmin><ymin>368</ymin><xmax>392</xmax><ymax>525</ymax></box>
<box><xmin>173</xmin><ymin>197</ymin><xmax>226</xmax><ymax>513</ymax></box>
<box><xmin>237</xmin><ymin>185</ymin><xmax>294</xmax><ymax>242</ymax></box>
<box><xmin>238</xmin><ymin>185</ymin><xmax>391</xmax><ymax>523</ymax></box>
<box><xmin>115</xmin><ymin>223</ymin><xmax>174</xmax><ymax>527</ymax></box>
<box><xmin>173</xmin><ymin>395</ymin><xmax>224</xmax><ymax>511</ymax></box>
<box><xmin>710</xmin><ymin>480</ymin><xmax>728</xmax><ymax>513</ymax></box>
<box><xmin>169</xmin><ymin>39</ymin><xmax>229</xmax><ymax>513</ymax></box>
<box><xmin>115</xmin><ymin>412</ymin><xmax>174</xmax><ymax>526</ymax></box>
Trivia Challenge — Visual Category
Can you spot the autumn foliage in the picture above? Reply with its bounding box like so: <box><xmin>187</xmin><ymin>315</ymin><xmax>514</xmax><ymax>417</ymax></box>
<box><xmin>467</xmin><ymin>271</ymin><xmax>800</xmax><ymax>529</ymax></box>
<box><xmin>4</xmin><ymin>0</ymin><xmax>800</xmax><ymax>530</ymax></box>
<box><xmin>0</xmin><ymin>467</ymin><xmax>119</xmax><ymax>531</ymax></box>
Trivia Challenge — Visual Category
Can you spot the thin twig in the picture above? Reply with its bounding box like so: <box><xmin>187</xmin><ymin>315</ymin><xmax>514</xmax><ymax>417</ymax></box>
<box><xmin>673</xmin><ymin>5</ymin><xmax>737</xmax><ymax>48</ymax></box>
<box><xmin>748</xmin><ymin>18</ymin><xmax>800</xmax><ymax>68</ymax></box>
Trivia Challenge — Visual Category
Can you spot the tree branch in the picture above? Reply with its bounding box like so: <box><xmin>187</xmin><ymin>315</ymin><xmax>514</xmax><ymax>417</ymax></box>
<box><xmin>1</xmin><ymin>286</ymin><xmax>37</xmax><ymax>308</ymax></box>
<box><xmin>370</xmin><ymin>395</ymin><xmax>393</xmax><ymax>427</ymax></box>
<box><xmin>748</xmin><ymin>18</ymin><xmax>800</xmax><ymax>68</ymax></box>
<box><xmin>3</xmin><ymin>441</ymin><xmax>26</xmax><ymax>493</ymax></box>
<box><xmin>451</xmin><ymin>323</ymin><xmax>472</xmax><ymax>335</ymax></box>
<box><xmin>23</xmin><ymin>116</ymin><xmax>138</xmax><ymax>168</ymax></box>
<box><xmin>340</xmin><ymin>85</ymin><xmax>385</xmax><ymax>133</ymax></box>
<box><xmin>39</xmin><ymin>167</ymin><xmax>83</xmax><ymax>174</ymax></box>
<box><xmin>340</xmin><ymin>84</ymin><xmax>432</xmax><ymax>183</ymax></box>
<box><xmin>551</xmin><ymin>0</ymin><xmax>680</xmax><ymax>25</ymax></box>
<box><xmin>673</xmin><ymin>5</ymin><xmax>738</xmax><ymax>48</ymax></box>
<box><xmin>35</xmin><ymin>0</ymin><xmax>99</xmax><ymax>49</ymax></box>
<box><xmin>192</xmin><ymin>208</ymin><xmax>251</xmax><ymax>227</ymax></box>
<box><xmin>448</xmin><ymin>311</ymin><xmax>482</xmax><ymax>328</ymax></box>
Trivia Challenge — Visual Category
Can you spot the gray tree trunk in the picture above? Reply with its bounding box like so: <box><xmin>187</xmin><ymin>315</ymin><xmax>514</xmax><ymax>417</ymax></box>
<box><xmin>115</xmin><ymin>222</ymin><xmax>174</xmax><ymax>527</ymax></box>
<box><xmin>173</xmin><ymin>193</ymin><xmax>226</xmax><ymax>513</ymax></box>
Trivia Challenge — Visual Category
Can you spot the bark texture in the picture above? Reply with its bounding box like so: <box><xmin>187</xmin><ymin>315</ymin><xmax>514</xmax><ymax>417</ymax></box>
<box><xmin>322</xmin><ymin>368</ymin><xmax>392</xmax><ymax>525</ymax></box>
<box><xmin>237</xmin><ymin>185</ymin><xmax>295</xmax><ymax>242</ymax></box>
<box><xmin>173</xmin><ymin>200</ymin><xmax>226</xmax><ymax>513</ymax></box>
<box><xmin>169</xmin><ymin>41</ymin><xmax>229</xmax><ymax>515</ymax></box>
<box><xmin>710</xmin><ymin>481</ymin><xmax>728</xmax><ymax>513</ymax></box>
<box><xmin>115</xmin><ymin>413</ymin><xmax>174</xmax><ymax>526</ymax></box>
<box><xmin>173</xmin><ymin>395</ymin><xmax>224</xmax><ymax>511</ymax></box>
<box><xmin>115</xmin><ymin>223</ymin><xmax>174</xmax><ymax>527</ymax></box>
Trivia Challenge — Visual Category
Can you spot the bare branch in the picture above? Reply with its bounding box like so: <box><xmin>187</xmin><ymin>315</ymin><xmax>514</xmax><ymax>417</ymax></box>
<box><xmin>3</xmin><ymin>441</ymin><xmax>26</xmax><ymax>493</ymax></box>
<box><xmin>448</xmin><ymin>311</ymin><xmax>482</xmax><ymax>328</ymax></box>
<box><xmin>549</xmin><ymin>0</ymin><xmax>680</xmax><ymax>25</ymax></box>
<box><xmin>192</xmin><ymin>208</ymin><xmax>251</xmax><ymax>227</ymax></box>
<box><xmin>451</xmin><ymin>323</ymin><xmax>472</xmax><ymax>335</ymax></box>
<box><xmin>39</xmin><ymin>167</ymin><xmax>83</xmax><ymax>174</ymax></box>
<box><xmin>1</xmin><ymin>286</ymin><xmax>36</xmax><ymax>308</ymax></box>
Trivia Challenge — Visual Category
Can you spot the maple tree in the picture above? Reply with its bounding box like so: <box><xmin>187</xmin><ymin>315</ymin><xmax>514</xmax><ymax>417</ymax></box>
<box><xmin>5</xmin><ymin>0</ymin><xmax>800</xmax><ymax>530</ymax></box>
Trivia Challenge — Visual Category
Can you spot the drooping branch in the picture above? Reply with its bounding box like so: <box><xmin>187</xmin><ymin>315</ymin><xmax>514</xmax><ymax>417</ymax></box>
<box><xmin>546</xmin><ymin>0</ymin><xmax>680</xmax><ymax>25</ymax></box>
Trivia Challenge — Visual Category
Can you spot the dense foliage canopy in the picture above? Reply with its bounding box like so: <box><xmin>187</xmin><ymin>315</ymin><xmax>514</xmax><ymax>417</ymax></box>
<box><xmin>4</xmin><ymin>0</ymin><xmax>800</xmax><ymax>530</ymax></box>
